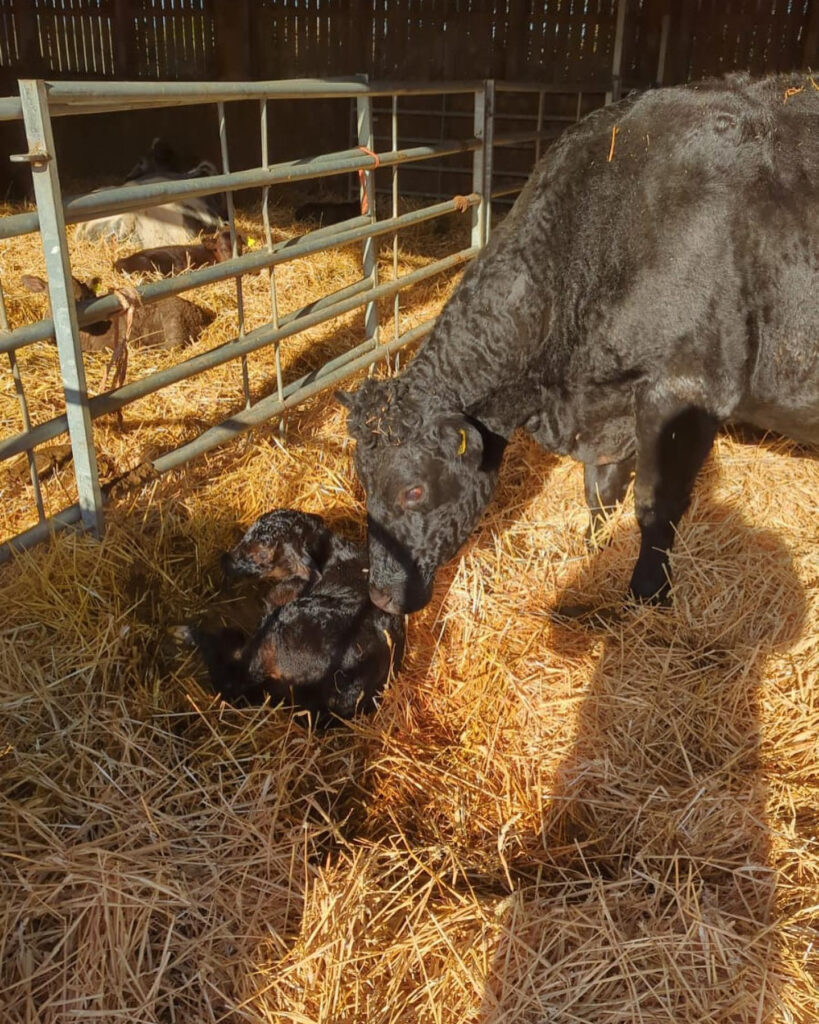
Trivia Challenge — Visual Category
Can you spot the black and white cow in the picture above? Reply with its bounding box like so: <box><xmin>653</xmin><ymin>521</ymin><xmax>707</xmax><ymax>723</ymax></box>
<box><xmin>339</xmin><ymin>74</ymin><xmax>819</xmax><ymax>614</ymax></box>
<box><xmin>76</xmin><ymin>138</ymin><xmax>226</xmax><ymax>248</ymax></box>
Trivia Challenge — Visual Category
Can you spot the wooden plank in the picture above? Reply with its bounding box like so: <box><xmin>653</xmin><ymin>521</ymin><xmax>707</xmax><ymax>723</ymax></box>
<box><xmin>214</xmin><ymin>0</ymin><xmax>250</xmax><ymax>80</ymax></box>
<box><xmin>112</xmin><ymin>0</ymin><xmax>133</xmax><ymax>77</ymax></box>
<box><xmin>803</xmin><ymin>0</ymin><xmax>819</xmax><ymax>68</ymax></box>
<box><xmin>504</xmin><ymin>0</ymin><xmax>529</xmax><ymax>80</ymax></box>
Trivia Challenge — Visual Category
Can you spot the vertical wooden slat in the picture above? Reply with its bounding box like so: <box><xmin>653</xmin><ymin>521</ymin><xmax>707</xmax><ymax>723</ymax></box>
<box><xmin>803</xmin><ymin>0</ymin><xmax>819</xmax><ymax>68</ymax></box>
<box><xmin>2</xmin><ymin>2</ymin><xmax>818</xmax><ymax>88</ymax></box>
<box><xmin>113</xmin><ymin>0</ymin><xmax>133</xmax><ymax>77</ymax></box>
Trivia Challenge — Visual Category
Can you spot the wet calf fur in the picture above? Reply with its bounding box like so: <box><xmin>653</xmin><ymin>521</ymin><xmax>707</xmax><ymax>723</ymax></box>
<box><xmin>187</xmin><ymin>510</ymin><xmax>405</xmax><ymax>724</ymax></box>
<box><xmin>339</xmin><ymin>74</ymin><xmax>819</xmax><ymax>613</ymax></box>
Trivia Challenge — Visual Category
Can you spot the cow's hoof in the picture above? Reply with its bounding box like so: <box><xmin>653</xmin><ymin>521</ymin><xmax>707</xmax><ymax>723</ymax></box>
<box><xmin>626</xmin><ymin>581</ymin><xmax>672</xmax><ymax>607</ymax></box>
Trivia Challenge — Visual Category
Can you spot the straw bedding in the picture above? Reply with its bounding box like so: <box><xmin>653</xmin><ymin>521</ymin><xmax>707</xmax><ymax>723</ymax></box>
<box><xmin>0</xmin><ymin>200</ymin><xmax>817</xmax><ymax>1023</ymax></box>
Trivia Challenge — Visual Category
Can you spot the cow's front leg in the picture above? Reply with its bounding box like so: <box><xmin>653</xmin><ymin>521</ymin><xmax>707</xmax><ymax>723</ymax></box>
<box><xmin>630</xmin><ymin>397</ymin><xmax>718</xmax><ymax>603</ymax></box>
<box><xmin>584</xmin><ymin>456</ymin><xmax>636</xmax><ymax>544</ymax></box>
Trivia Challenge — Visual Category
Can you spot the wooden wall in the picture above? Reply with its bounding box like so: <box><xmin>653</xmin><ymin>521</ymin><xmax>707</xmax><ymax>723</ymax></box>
<box><xmin>2</xmin><ymin>2</ymin><xmax>815</xmax><ymax>86</ymax></box>
<box><xmin>1</xmin><ymin>1</ymin><xmax>817</xmax><ymax>201</ymax></box>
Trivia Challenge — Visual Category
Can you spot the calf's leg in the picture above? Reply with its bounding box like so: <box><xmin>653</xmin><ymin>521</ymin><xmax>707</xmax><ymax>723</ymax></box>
<box><xmin>630</xmin><ymin>400</ymin><xmax>718</xmax><ymax>603</ymax></box>
<box><xmin>584</xmin><ymin>456</ymin><xmax>636</xmax><ymax>543</ymax></box>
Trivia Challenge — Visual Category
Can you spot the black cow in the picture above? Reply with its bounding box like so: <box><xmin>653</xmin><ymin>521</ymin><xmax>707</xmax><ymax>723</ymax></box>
<box><xmin>338</xmin><ymin>74</ymin><xmax>819</xmax><ymax>614</ymax></box>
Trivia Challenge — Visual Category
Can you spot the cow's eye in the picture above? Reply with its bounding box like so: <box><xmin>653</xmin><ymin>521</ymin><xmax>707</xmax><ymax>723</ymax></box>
<box><xmin>400</xmin><ymin>484</ymin><xmax>426</xmax><ymax>509</ymax></box>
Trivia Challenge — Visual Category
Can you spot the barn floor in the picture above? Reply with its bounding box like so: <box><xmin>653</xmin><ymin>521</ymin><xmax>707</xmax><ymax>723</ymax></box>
<box><xmin>0</xmin><ymin>202</ymin><xmax>817</xmax><ymax>1023</ymax></box>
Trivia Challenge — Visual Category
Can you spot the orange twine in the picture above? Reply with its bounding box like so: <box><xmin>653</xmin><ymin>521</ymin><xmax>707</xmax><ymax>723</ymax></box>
<box><xmin>357</xmin><ymin>146</ymin><xmax>381</xmax><ymax>215</ymax></box>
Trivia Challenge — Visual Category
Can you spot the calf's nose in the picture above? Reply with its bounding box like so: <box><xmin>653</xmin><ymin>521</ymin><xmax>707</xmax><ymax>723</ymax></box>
<box><xmin>369</xmin><ymin>585</ymin><xmax>402</xmax><ymax>615</ymax></box>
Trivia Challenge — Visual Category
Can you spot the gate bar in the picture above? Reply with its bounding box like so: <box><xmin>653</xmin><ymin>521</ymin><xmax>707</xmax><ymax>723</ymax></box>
<box><xmin>260</xmin><ymin>98</ymin><xmax>286</xmax><ymax>434</ymax></box>
<box><xmin>152</xmin><ymin>320</ymin><xmax>436</xmax><ymax>474</ymax></box>
<box><xmin>0</xmin><ymin>245</ymin><xmax>477</xmax><ymax>464</ymax></box>
<box><xmin>217</xmin><ymin>100</ymin><xmax>251</xmax><ymax>409</ymax></box>
<box><xmin>0</xmin><ymin>137</ymin><xmax>482</xmax><ymax>241</ymax></box>
<box><xmin>0</xmin><ymin>282</ymin><xmax>46</xmax><ymax>521</ymax></box>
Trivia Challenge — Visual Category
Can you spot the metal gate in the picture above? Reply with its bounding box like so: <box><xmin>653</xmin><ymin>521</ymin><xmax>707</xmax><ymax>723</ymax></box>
<box><xmin>0</xmin><ymin>75</ymin><xmax>594</xmax><ymax>560</ymax></box>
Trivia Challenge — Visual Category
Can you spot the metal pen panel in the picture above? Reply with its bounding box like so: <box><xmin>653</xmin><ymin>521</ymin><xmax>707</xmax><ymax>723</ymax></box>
<box><xmin>0</xmin><ymin>76</ymin><xmax>550</xmax><ymax>557</ymax></box>
<box><xmin>471</xmin><ymin>86</ymin><xmax>487</xmax><ymax>250</ymax></box>
<box><xmin>260</xmin><ymin>97</ymin><xmax>285</xmax><ymax>436</ymax></box>
<box><xmin>217</xmin><ymin>100</ymin><xmax>250</xmax><ymax>410</ymax></box>
<box><xmin>16</xmin><ymin>78</ymin><xmax>103</xmax><ymax>536</ymax></box>
<box><xmin>0</xmin><ymin>280</ymin><xmax>46</xmax><ymax>522</ymax></box>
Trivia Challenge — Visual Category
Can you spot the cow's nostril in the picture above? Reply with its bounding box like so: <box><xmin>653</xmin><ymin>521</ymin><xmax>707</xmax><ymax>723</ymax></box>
<box><xmin>369</xmin><ymin>585</ymin><xmax>400</xmax><ymax>615</ymax></box>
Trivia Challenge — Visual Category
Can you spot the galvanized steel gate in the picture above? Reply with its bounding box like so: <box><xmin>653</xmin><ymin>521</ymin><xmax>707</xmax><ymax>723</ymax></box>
<box><xmin>0</xmin><ymin>76</ymin><xmax>594</xmax><ymax>561</ymax></box>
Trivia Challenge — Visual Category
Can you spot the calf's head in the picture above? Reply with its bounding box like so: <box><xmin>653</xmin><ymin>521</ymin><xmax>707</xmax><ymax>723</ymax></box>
<box><xmin>221</xmin><ymin>508</ymin><xmax>330</xmax><ymax>585</ymax></box>
<box><xmin>338</xmin><ymin>379</ymin><xmax>506</xmax><ymax>614</ymax></box>
<box><xmin>21</xmin><ymin>274</ymin><xmax>112</xmax><ymax>337</ymax></box>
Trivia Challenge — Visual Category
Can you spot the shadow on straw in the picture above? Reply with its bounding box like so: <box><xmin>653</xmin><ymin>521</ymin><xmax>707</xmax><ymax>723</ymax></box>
<box><xmin>480</xmin><ymin>466</ymin><xmax>806</xmax><ymax>1021</ymax></box>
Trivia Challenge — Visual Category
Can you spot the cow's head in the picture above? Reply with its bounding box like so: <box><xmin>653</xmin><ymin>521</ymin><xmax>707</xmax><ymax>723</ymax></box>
<box><xmin>338</xmin><ymin>378</ymin><xmax>506</xmax><ymax>614</ymax></box>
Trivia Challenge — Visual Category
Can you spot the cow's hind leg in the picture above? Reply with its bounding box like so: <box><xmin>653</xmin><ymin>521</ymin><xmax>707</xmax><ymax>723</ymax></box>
<box><xmin>584</xmin><ymin>456</ymin><xmax>636</xmax><ymax>545</ymax></box>
<box><xmin>630</xmin><ymin>400</ymin><xmax>718</xmax><ymax>603</ymax></box>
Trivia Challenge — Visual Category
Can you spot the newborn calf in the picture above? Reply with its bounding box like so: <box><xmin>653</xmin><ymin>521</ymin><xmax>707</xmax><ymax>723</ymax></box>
<box><xmin>114</xmin><ymin>228</ymin><xmax>242</xmax><ymax>276</ymax></box>
<box><xmin>21</xmin><ymin>273</ymin><xmax>213</xmax><ymax>351</ymax></box>
<box><xmin>184</xmin><ymin>509</ymin><xmax>405</xmax><ymax>724</ymax></box>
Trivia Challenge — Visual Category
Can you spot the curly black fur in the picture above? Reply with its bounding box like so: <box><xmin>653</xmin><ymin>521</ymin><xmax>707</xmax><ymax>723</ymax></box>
<box><xmin>340</xmin><ymin>75</ymin><xmax>819</xmax><ymax>611</ymax></box>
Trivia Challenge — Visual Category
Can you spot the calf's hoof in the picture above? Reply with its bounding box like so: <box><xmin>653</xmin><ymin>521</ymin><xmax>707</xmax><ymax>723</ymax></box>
<box><xmin>167</xmin><ymin>624</ymin><xmax>196</xmax><ymax>645</ymax></box>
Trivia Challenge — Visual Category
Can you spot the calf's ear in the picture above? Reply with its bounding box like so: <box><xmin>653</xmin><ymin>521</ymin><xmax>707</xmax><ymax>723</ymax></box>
<box><xmin>21</xmin><ymin>274</ymin><xmax>47</xmax><ymax>293</ymax></box>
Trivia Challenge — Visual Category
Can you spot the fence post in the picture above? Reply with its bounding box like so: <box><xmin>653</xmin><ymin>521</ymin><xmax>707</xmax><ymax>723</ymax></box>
<box><xmin>356</xmin><ymin>82</ymin><xmax>379</xmax><ymax>350</ymax></box>
<box><xmin>484</xmin><ymin>79</ymin><xmax>495</xmax><ymax>242</ymax></box>
<box><xmin>16</xmin><ymin>79</ymin><xmax>104</xmax><ymax>537</ymax></box>
<box><xmin>472</xmin><ymin>80</ymin><xmax>494</xmax><ymax>249</ymax></box>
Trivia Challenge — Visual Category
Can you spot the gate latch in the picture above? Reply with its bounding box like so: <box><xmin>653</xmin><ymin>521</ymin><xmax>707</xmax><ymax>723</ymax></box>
<box><xmin>10</xmin><ymin>145</ymin><xmax>51</xmax><ymax>168</ymax></box>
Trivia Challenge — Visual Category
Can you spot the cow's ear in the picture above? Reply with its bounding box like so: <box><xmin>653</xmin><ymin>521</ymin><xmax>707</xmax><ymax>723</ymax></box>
<box><xmin>20</xmin><ymin>274</ymin><xmax>47</xmax><ymax>293</ymax></box>
<box><xmin>441</xmin><ymin>416</ymin><xmax>483</xmax><ymax>466</ymax></box>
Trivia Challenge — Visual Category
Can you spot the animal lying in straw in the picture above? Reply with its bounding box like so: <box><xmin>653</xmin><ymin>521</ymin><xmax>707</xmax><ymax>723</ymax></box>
<box><xmin>294</xmin><ymin>201</ymin><xmax>363</xmax><ymax>227</ymax></box>
<box><xmin>21</xmin><ymin>274</ymin><xmax>214</xmax><ymax>353</ymax></box>
<box><xmin>181</xmin><ymin>509</ymin><xmax>405</xmax><ymax>723</ymax></box>
<box><xmin>114</xmin><ymin>228</ymin><xmax>244</xmax><ymax>276</ymax></box>
<box><xmin>338</xmin><ymin>73</ymin><xmax>819</xmax><ymax>613</ymax></box>
<box><xmin>76</xmin><ymin>137</ymin><xmax>226</xmax><ymax>248</ymax></box>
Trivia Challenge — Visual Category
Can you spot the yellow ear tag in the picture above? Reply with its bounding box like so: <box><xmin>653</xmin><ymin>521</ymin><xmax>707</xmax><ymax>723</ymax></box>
<box><xmin>247</xmin><ymin>237</ymin><xmax>257</xmax><ymax>248</ymax></box>
<box><xmin>457</xmin><ymin>429</ymin><xmax>468</xmax><ymax>456</ymax></box>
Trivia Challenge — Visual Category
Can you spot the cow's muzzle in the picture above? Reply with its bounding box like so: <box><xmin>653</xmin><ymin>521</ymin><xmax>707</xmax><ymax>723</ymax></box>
<box><xmin>368</xmin><ymin>585</ymin><xmax>404</xmax><ymax>615</ymax></box>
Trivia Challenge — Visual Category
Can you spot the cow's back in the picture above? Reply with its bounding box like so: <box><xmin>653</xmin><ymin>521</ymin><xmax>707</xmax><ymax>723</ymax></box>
<box><xmin>526</xmin><ymin>74</ymin><xmax>819</xmax><ymax>440</ymax></box>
